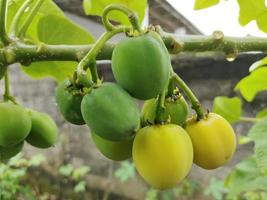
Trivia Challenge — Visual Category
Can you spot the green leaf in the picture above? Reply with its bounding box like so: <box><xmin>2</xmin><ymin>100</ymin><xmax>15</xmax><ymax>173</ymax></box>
<box><xmin>256</xmin><ymin>108</ymin><xmax>267</xmax><ymax>119</ymax></box>
<box><xmin>74</xmin><ymin>181</ymin><xmax>86</xmax><ymax>193</ymax></box>
<box><xmin>28</xmin><ymin>154</ymin><xmax>46</xmax><ymax>166</ymax></box>
<box><xmin>249</xmin><ymin>57</ymin><xmax>267</xmax><ymax>72</ymax></box>
<box><xmin>72</xmin><ymin>166</ymin><xmax>91</xmax><ymax>181</ymax></box>
<box><xmin>194</xmin><ymin>0</ymin><xmax>220</xmax><ymax>10</ymax></box>
<box><xmin>237</xmin><ymin>0</ymin><xmax>267</xmax><ymax>33</ymax></box>
<box><xmin>59</xmin><ymin>164</ymin><xmax>74</xmax><ymax>177</ymax></box>
<box><xmin>145</xmin><ymin>188</ymin><xmax>159</xmax><ymax>200</ymax></box>
<box><xmin>248</xmin><ymin>117</ymin><xmax>267</xmax><ymax>173</ymax></box>
<box><xmin>83</xmin><ymin>0</ymin><xmax>147</xmax><ymax>25</ymax></box>
<box><xmin>212</xmin><ymin>96</ymin><xmax>242</xmax><ymax>123</ymax></box>
<box><xmin>205</xmin><ymin>178</ymin><xmax>228</xmax><ymax>200</ymax></box>
<box><xmin>238</xmin><ymin>136</ymin><xmax>253</xmax><ymax>145</ymax></box>
<box><xmin>114</xmin><ymin>161</ymin><xmax>135</xmax><ymax>182</ymax></box>
<box><xmin>235</xmin><ymin>67</ymin><xmax>267</xmax><ymax>102</ymax></box>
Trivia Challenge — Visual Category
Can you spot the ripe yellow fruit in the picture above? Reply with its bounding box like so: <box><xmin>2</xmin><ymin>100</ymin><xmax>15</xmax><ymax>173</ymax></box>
<box><xmin>185</xmin><ymin>112</ymin><xmax>236</xmax><ymax>169</ymax></box>
<box><xmin>133</xmin><ymin>124</ymin><xmax>193</xmax><ymax>189</ymax></box>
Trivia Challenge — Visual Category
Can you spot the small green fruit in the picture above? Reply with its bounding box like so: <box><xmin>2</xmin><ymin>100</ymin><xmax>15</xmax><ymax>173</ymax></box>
<box><xmin>0</xmin><ymin>142</ymin><xmax>24</xmax><ymax>161</ymax></box>
<box><xmin>26</xmin><ymin>110</ymin><xmax>58</xmax><ymax>148</ymax></box>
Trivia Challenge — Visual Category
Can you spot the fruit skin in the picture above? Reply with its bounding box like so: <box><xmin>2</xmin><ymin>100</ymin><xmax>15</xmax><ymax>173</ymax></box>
<box><xmin>141</xmin><ymin>95</ymin><xmax>188</xmax><ymax>126</ymax></box>
<box><xmin>185</xmin><ymin>112</ymin><xmax>236</xmax><ymax>170</ymax></box>
<box><xmin>26</xmin><ymin>110</ymin><xmax>58</xmax><ymax>148</ymax></box>
<box><xmin>91</xmin><ymin>132</ymin><xmax>133</xmax><ymax>161</ymax></box>
<box><xmin>0</xmin><ymin>103</ymin><xmax>32</xmax><ymax>147</ymax></box>
<box><xmin>133</xmin><ymin>124</ymin><xmax>193</xmax><ymax>189</ymax></box>
<box><xmin>81</xmin><ymin>82</ymin><xmax>140</xmax><ymax>141</ymax></box>
<box><xmin>111</xmin><ymin>31</ymin><xmax>171</xmax><ymax>100</ymax></box>
<box><xmin>0</xmin><ymin>142</ymin><xmax>24</xmax><ymax>161</ymax></box>
<box><xmin>55</xmin><ymin>80</ymin><xmax>85</xmax><ymax>125</ymax></box>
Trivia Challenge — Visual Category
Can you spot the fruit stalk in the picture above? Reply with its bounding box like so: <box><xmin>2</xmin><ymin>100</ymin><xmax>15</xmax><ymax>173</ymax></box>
<box><xmin>171</xmin><ymin>72</ymin><xmax>204</xmax><ymax>120</ymax></box>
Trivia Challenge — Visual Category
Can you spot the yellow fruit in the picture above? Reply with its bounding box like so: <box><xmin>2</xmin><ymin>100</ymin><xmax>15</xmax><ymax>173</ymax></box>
<box><xmin>185</xmin><ymin>112</ymin><xmax>236</xmax><ymax>169</ymax></box>
<box><xmin>133</xmin><ymin>124</ymin><xmax>193</xmax><ymax>189</ymax></box>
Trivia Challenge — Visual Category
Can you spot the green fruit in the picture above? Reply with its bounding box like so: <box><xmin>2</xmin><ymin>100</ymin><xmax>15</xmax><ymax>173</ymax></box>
<box><xmin>92</xmin><ymin>132</ymin><xmax>133</xmax><ymax>161</ymax></box>
<box><xmin>0</xmin><ymin>142</ymin><xmax>24</xmax><ymax>161</ymax></box>
<box><xmin>81</xmin><ymin>82</ymin><xmax>140</xmax><ymax>141</ymax></box>
<box><xmin>112</xmin><ymin>31</ymin><xmax>171</xmax><ymax>100</ymax></box>
<box><xmin>0</xmin><ymin>103</ymin><xmax>31</xmax><ymax>147</ymax></box>
<box><xmin>141</xmin><ymin>95</ymin><xmax>189</xmax><ymax>126</ymax></box>
<box><xmin>55</xmin><ymin>80</ymin><xmax>85</xmax><ymax>125</ymax></box>
<box><xmin>26</xmin><ymin>110</ymin><xmax>58</xmax><ymax>148</ymax></box>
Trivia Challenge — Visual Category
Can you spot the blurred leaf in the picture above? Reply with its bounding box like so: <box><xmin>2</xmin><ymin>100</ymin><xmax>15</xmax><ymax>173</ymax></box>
<box><xmin>21</xmin><ymin>14</ymin><xmax>94</xmax><ymax>82</ymax></box>
<box><xmin>257</xmin><ymin>108</ymin><xmax>267</xmax><ymax>119</ymax></box>
<box><xmin>235</xmin><ymin>68</ymin><xmax>267</xmax><ymax>102</ymax></box>
<box><xmin>83</xmin><ymin>0</ymin><xmax>147</xmax><ymax>25</ymax></box>
<box><xmin>248</xmin><ymin>117</ymin><xmax>267</xmax><ymax>173</ymax></box>
<box><xmin>249</xmin><ymin>57</ymin><xmax>267</xmax><ymax>72</ymax></box>
<box><xmin>74</xmin><ymin>181</ymin><xmax>86</xmax><ymax>193</ymax></box>
<box><xmin>72</xmin><ymin>166</ymin><xmax>91</xmax><ymax>181</ymax></box>
<box><xmin>204</xmin><ymin>177</ymin><xmax>228</xmax><ymax>200</ymax></box>
<box><xmin>114</xmin><ymin>161</ymin><xmax>135</xmax><ymax>182</ymax></box>
<box><xmin>162</xmin><ymin>190</ymin><xmax>173</xmax><ymax>200</ymax></box>
<box><xmin>194</xmin><ymin>0</ymin><xmax>220</xmax><ymax>10</ymax></box>
<box><xmin>145</xmin><ymin>188</ymin><xmax>158</xmax><ymax>200</ymax></box>
<box><xmin>237</xmin><ymin>0</ymin><xmax>267</xmax><ymax>33</ymax></box>
<box><xmin>59</xmin><ymin>164</ymin><xmax>74</xmax><ymax>177</ymax></box>
<box><xmin>213</xmin><ymin>96</ymin><xmax>242</xmax><ymax>123</ymax></box>
<box><xmin>28</xmin><ymin>154</ymin><xmax>46</xmax><ymax>167</ymax></box>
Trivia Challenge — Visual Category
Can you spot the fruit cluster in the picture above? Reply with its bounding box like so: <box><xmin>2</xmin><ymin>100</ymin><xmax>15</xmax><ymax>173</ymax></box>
<box><xmin>0</xmin><ymin>103</ymin><xmax>58</xmax><ymax>161</ymax></box>
<box><xmin>55</xmin><ymin>31</ymin><xmax>237</xmax><ymax>189</ymax></box>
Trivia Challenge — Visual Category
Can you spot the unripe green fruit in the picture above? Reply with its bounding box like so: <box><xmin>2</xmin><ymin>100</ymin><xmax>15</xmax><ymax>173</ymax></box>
<box><xmin>0</xmin><ymin>142</ymin><xmax>24</xmax><ymax>161</ymax></box>
<box><xmin>0</xmin><ymin>103</ymin><xmax>31</xmax><ymax>147</ymax></box>
<box><xmin>91</xmin><ymin>132</ymin><xmax>133</xmax><ymax>161</ymax></box>
<box><xmin>26</xmin><ymin>110</ymin><xmax>58</xmax><ymax>148</ymax></box>
<box><xmin>81</xmin><ymin>82</ymin><xmax>140</xmax><ymax>141</ymax></box>
<box><xmin>112</xmin><ymin>31</ymin><xmax>171</xmax><ymax>100</ymax></box>
<box><xmin>55</xmin><ymin>80</ymin><xmax>85</xmax><ymax>125</ymax></box>
<box><xmin>141</xmin><ymin>95</ymin><xmax>189</xmax><ymax>126</ymax></box>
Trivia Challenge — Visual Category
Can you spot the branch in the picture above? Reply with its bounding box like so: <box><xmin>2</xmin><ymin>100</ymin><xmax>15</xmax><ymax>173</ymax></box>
<box><xmin>2</xmin><ymin>32</ymin><xmax>267</xmax><ymax>65</ymax></box>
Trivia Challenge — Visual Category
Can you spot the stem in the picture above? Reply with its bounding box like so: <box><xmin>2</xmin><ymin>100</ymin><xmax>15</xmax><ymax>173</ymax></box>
<box><xmin>239</xmin><ymin>117</ymin><xmax>260</xmax><ymax>123</ymax></box>
<box><xmin>76</xmin><ymin>26</ymin><xmax>130</xmax><ymax>83</ymax></box>
<box><xmin>3</xmin><ymin>33</ymin><xmax>267</xmax><ymax>65</ymax></box>
<box><xmin>3</xmin><ymin>70</ymin><xmax>9</xmax><ymax>100</ymax></box>
<box><xmin>155</xmin><ymin>92</ymin><xmax>166</xmax><ymax>124</ymax></box>
<box><xmin>172</xmin><ymin>72</ymin><xmax>205</xmax><ymax>120</ymax></box>
<box><xmin>89</xmin><ymin>59</ymin><xmax>98</xmax><ymax>83</ymax></box>
<box><xmin>102</xmin><ymin>4</ymin><xmax>141</xmax><ymax>32</ymax></box>
<box><xmin>18</xmin><ymin>0</ymin><xmax>45</xmax><ymax>38</ymax></box>
<box><xmin>9</xmin><ymin>0</ymin><xmax>34</xmax><ymax>37</ymax></box>
<box><xmin>0</xmin><ymin>0</ymin><xmax>10</xmax><ymax>45</ymax></box>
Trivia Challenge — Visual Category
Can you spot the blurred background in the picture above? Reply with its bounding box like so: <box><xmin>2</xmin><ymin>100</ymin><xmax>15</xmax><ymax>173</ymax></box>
<box><xmin>1</xmin><ymin>0</ymin><xmax>266</xmax><ymax>199</ymax></box>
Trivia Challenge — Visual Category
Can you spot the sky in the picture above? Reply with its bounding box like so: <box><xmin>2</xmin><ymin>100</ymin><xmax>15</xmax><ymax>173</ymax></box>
<box><xmin>166</xmin><ymin>0</ymin><xmax>267</xmax><ymax>37</ymax></box>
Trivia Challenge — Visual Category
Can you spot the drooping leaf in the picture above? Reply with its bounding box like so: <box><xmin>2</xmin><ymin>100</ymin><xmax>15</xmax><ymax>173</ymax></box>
<box><xmin>237</xmin><ymin>0</ymin><xmax>267</xmax><ymax>33</ymax></box>
<box><xmin>248</xmin><ymin>117</ymin><xmax>267</xmax><ymax>173</ymax></box>
<box><xmin>114</xmin><ymin>161</ymin><xmax>135</xmax><ymax>182</ymax></box>
<box><xmin>194</xmin><ymin>0</ymin><xmax>220</xmax><ymax>10</ymax></box>
<box><xmin>235</xmin><ymin>67</ymin><xmax>267</xmax><ymax>102</ymax></box>
<box><xmin>74</xmin><ymin>181</ymin><xmax>86</xmax><ymax>193</ymax></box>
<box><xmin>212</xmin><ymin>96</ymin><xmax>242</xmax><ymax>123</ymax></box>
<box><xmin>256</xmin><ymin>108</ymin><xmax>267</xmax><ymax>119</ymax></box>
<box><xmin>83</xmin><ymin>0</ymin><xmax>147</xmax><ymax>25</ymax></box>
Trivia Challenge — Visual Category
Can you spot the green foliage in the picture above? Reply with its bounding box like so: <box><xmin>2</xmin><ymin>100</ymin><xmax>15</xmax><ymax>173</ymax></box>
<box><xmin>256</xmin><ymin>108</ymin><xmax>267</xmax><ymax>119</ymax></box>
<box><xmin>145</xmin><ymin>188</ymin><xmax>158</xmax><ymax>200</ymax></box>
<box><xmin>0</xmin><ymin>153</ymin><xmax>46</xmax><ymax>200</ymax></box>
<box><xmin>7</xmin><ymin>0</ymin><xmax>94</xmax><ymax>82</ymax></box>
<box><xmin>237</xmin><ymin>0</ymin><xmax>267</xmax><ymax>33</ymax></box>
<box><xmin>249</xmin><ymin>56</ymin><xmax>267</xmax><ymax>72</ymax></box>
<box><xmin>83</xmin><ymin>0</ymin><xmax>147</xmax><ymax>25</ymax></box>
<box><xmin>248</xmin><ymin>117</ymin><xmax>267</xmax><ymax>173</ymax></box>
<box><xmin>194</xmin><ymin>0</ymin><xmax>220</xmax><ymax>10</ymax></box>
<box><xmin>114</xmin><ymin>161</ymin><xmax>135</xmax><ymax>182</ymax></box>
<box><xmin>235</xmin><ymin>67</ymin><xmax>267</xmax><ymax>102</ymax></box>
<box><xmin>213</xmin><ymin>96</ymin><xmax>242</xmax><ymax>123</ymax></box>
<box><xmin>204</xmin><ymin>177</ymin><xmax>228</xmax><ymax>200</ymax></box>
